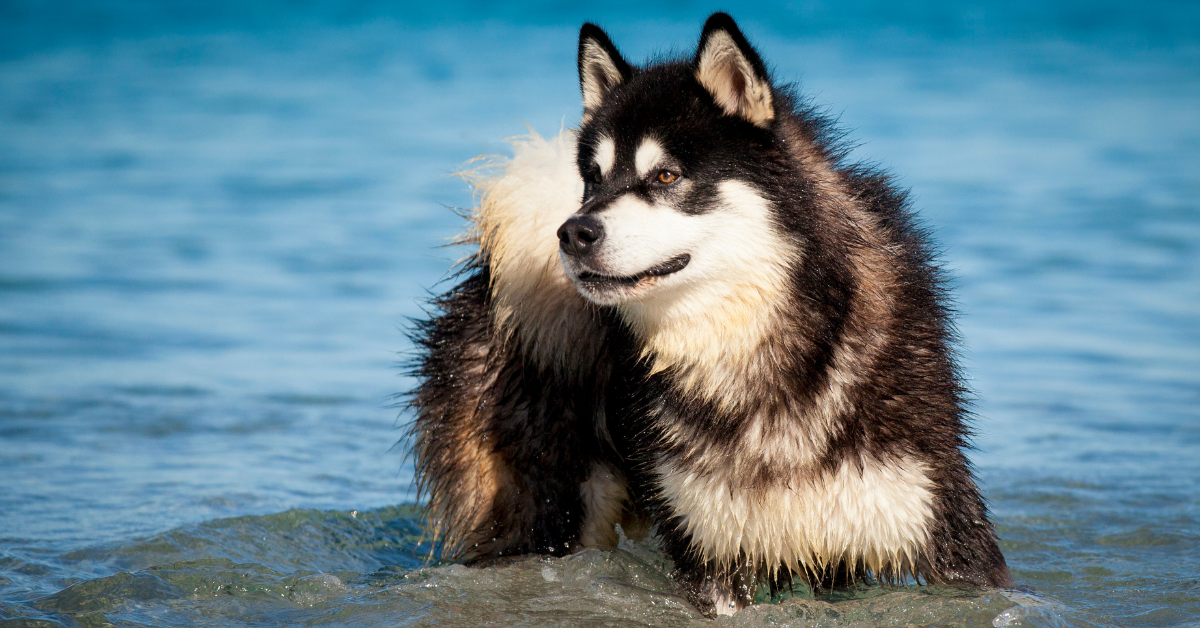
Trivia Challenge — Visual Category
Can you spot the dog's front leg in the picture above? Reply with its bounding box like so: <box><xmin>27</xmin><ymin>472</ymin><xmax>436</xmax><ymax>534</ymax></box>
<box><xmin>656</xmin><ymin>519</ymin><xmax>756</xmax><ymax>616</ymax></box>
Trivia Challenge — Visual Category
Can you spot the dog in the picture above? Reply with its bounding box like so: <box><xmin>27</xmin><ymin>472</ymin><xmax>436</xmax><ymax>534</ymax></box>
<box><xmin>410</xmin><ymin>12</ymin><xmax>1012</xmax><ymax>616</ymax></box>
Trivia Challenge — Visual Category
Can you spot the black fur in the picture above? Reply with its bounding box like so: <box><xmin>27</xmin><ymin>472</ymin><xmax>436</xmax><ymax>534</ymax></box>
<box><xmin>409</xmin><ymin>263</ymin><xmax>617</xmax><ymax>559</ymax></box>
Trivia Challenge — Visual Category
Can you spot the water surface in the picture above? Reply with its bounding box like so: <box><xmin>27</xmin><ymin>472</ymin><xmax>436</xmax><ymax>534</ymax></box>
<box><xmin>1</xmin><ymin>2</ymin><xmax>1198</xmax><ymax>626</ymax></box>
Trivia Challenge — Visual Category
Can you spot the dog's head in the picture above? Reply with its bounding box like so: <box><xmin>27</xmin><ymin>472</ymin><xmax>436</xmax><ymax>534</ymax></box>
<box><xmin>559</xmin><ymin>13</ymin><xmax>795</xmax><ymax>310</ymax></box>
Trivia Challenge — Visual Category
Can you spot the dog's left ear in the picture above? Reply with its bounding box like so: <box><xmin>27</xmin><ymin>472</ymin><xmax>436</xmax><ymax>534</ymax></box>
<box><xmin>694</xmin><ymin>13</ymin><xmax>775</xmax><ymax>128</ymax></box>
<box><xmin>579</xmin><ymin>23</ymin><xmax>631</xmax><ymax>120</ymax></box>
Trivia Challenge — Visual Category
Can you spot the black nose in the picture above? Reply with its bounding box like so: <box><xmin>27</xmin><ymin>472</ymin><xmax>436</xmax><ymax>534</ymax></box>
<box><xmin>557</xmin><ymin>216</ymin><xmax>604</xmax><ymax>258</ymax></box>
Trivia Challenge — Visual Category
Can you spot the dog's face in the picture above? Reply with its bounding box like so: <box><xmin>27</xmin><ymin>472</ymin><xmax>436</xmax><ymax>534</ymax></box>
<box><xmin>559</xmin><ymin>16</ymin><xmax>789</xmax><ymax>308</ymax></box>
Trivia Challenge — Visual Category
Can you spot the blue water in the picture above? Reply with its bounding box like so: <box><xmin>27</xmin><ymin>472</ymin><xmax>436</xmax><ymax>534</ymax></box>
<box><xmin>1</xmin><ymin>2</ymin><xmax>1198</xmax><ymax>626</ymax></box>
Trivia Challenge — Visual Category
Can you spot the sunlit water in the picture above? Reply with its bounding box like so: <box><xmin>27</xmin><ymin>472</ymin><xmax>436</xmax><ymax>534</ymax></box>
<box><xmin>1</xmin><ymin>2</ymin><xmax>1198</xmax><ymax>626</ymax></box>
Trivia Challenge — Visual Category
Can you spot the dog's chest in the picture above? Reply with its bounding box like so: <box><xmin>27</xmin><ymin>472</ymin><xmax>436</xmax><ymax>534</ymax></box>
<box><xmin>654</xmin><ymin>453</ymin><xmax>937</xmax><ymax>572</ymax></box>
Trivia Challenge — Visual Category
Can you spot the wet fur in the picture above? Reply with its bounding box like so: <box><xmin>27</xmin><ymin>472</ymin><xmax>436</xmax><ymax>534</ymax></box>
<box><xmin>409</xmin><ymin>134</ymin><xmax>649</xmax><ymax>560</ymax></box>
<box><xmin>409</xmin><ymin>13</ymin><xmax>1010</xmax><ymax>616</ymax></box>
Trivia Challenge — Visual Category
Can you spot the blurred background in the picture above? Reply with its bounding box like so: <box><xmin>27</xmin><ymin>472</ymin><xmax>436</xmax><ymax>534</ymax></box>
<box><xmin>1</xmin><ymin>1</ymin><xmax>1197</xmax><ymax>626</ymax></box>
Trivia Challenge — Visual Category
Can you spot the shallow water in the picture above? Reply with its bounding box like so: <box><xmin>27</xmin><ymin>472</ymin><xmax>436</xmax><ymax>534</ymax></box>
<box><xmin>1</xmin><ymin>2</ymin><xmax>1198</xmax><ymax>627</ymax></box>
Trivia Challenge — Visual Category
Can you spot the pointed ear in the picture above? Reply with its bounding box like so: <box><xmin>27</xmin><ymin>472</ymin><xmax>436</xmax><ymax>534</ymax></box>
<box><xmin>578</xmin><ymin>23</ymin><xmax>631</xmax><ymax>120</ymax></box>
<box><xmin>694</xmin><ymin>13</ymin><xmax>775</xmax><ymax>127</ymax></box>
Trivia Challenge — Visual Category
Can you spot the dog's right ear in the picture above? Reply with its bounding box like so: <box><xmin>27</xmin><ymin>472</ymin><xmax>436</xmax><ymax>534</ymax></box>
<box><xmin>578</xmin><ymin>24</ymin><xmax>631</xmax><ymax>121</ymax></box>
<box><xmin>694</xmin><ymin>13</ymin><xmax>775</xmax><ymax>128</ymax></box>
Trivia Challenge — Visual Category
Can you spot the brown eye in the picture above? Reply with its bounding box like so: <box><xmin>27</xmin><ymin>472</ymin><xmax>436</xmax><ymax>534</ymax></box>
<box><xmin>656</xmin><ymin>170</ymin><xmax>678</xmax><ymax>184</ymax></box>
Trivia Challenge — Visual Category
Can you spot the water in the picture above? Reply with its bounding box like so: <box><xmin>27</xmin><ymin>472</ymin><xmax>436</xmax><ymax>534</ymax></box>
<box><xmin>1</xmin><ymin>2</ymin><xmax>1198</xmax><ymax>626</ymax></box>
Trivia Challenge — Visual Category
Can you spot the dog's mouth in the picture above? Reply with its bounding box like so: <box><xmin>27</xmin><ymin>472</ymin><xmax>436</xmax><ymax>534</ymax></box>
<box><xmin>576</xmin><ymin>254</ymin><xmax>691</xmax><ymax>290</ymax></box>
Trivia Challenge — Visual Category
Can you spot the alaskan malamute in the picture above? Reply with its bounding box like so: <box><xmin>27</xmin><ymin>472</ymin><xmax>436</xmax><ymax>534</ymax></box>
<box><xmin>410</xmin><ymin>12</ymin><xmax>1011</xmax><ymax>616</ymax></box>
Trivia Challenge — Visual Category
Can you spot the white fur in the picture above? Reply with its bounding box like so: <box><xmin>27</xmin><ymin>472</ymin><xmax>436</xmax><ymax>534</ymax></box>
<box><xmin>657</xmin><ymin>455</ymin><xmax>935</xmax><ymax>576</ymax></box>
<box><xmin>594</xmin><ymin>135</ymin><xmax>616</xmax><ymax>176</ymax></box>
<box><xmin>695</xmin><ymin>30</ymin><xmax>774</xmax><ymax>127</ymax></box>
<box><xmin>612</xmin><ymin>182</ymin><xmax>799</xmax><ymax>402</ymax></box>
<box><xmin>582</xmin><ymin>193</ymin><xmax>693</xmax><ymax>281</ymax></box>
<box><xmin>559</xmin><ymin>180</ymin><xmax>798</xmax><ymax>403</ymax></box>
<box><xmin>471</xmin><ymin>131</ymin><xmax>601</xmax><ymax>375</ymax></box>
<box><xmin>634</xmin><ymin>137</ymin><xmax>667</xmax><ymax>178</ymax></box>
